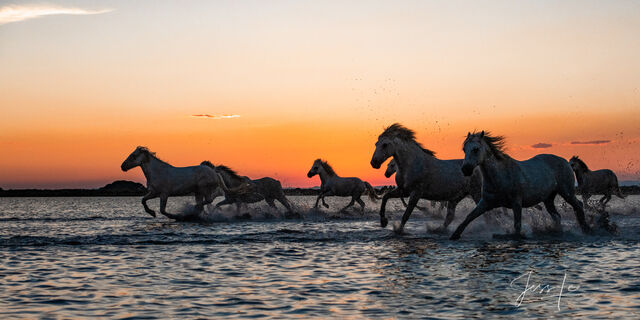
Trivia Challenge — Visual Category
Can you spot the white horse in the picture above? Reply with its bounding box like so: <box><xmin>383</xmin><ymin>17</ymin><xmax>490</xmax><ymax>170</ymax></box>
<box><xmin>370</xmin><ymin>124</ymin><xmax>484</xmax><ymax>233</ymax></box>
<box><xmin>121</xmin><ymin>146</ymin><xmax>244</xmax><ymax>221</ymax></box>
<box><xmin>307</xmin><ymin>159</ymin><xmax>380</xmax><ymax>213</ymax></box>
<box><xmin>450</xmin><ymin>131</ymin><xmax>592</xmax><ymax>240</ymax></box>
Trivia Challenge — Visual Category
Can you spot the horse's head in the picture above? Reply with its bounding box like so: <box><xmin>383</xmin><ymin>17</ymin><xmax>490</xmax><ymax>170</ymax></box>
<box><xmin>461</xmin><ymin>131</ymin><xmax>490</xmax><ymax>176</ymax></box>
<box><xmin>121</xmin><ymin>146</ymin><xmax>151</xmax><ymax>171</ymax></box>
<box><xmin>569</xmin><ymin>156</ymin><xmax>584</xmax><ymax>172</ymax></box>
<box><xmin>307</xmin><ymin>159</ymin><xmax>322</xmax><ymax>178</ymax></box>
<box><xmin>384</xmin><ymin>159</ymin><xmax>397</xmax><ymax>178</ymax></box>
<box><xmin>371</xmin><ymin>135</ymin><xmax>396</xmax><ymax>169</ymax></box>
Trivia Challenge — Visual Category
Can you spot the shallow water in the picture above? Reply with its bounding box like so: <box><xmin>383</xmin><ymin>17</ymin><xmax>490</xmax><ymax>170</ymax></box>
<box><xmin>0</xmin><ymin>196</ymin><xmax>639</xmax><ymax>319</ymax></box>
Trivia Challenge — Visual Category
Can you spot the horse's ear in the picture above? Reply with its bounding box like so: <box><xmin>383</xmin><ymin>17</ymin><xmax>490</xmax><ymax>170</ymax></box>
<box><xmin>480</xmin><ymin>130</ymin><xmax>485</xmax><ymax>138</ymax></box>
<box><xmin>467</xmin><ymin>132</ymin><xmax>471</xmax><ymax>138</ymax></box>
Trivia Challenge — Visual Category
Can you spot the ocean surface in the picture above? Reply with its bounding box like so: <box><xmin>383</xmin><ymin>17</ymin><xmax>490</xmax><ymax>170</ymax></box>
<box><xmin>1</xmin><ymin>196</ymin><xmax>639</xmax><ymax>319</ymax></box>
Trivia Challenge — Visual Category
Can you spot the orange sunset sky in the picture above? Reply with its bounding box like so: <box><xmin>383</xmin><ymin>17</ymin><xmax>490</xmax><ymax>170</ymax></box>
<box><xmin>1</xmin><ymin>0</ymin><xmax>639</xmax><ymax>189</ymax></box>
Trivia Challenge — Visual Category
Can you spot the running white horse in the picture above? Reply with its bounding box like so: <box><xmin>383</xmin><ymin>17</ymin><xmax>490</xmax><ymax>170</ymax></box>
<box><xmin>370</xmin><ymin>123</ymin><xmax>484</xmax><ymax>233</ymax></box>
<box><xmin>569</xmin><ymin>156</ymin><xmax>625</xmax><ymax>210</ymax></box>
<box><xmin>307</xmin><ymin>159</ymin><xmax>380</xmax><ymax>213</ymax></box>
<box><xmin>121</xmin><ymin>146</ymin><xmax>245</xmax><ymax>221</ymax></box>
<box><xmin>450</xmin><ymin>131</ymin><xmax>592</xmax><ymax>240</ymax></box>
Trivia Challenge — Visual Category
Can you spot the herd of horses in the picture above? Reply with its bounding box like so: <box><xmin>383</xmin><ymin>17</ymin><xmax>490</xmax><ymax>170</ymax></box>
<box><xmin>121</xmin><ymin>123</ymin><xmax>625</xmax><ymax>239</ymax></box>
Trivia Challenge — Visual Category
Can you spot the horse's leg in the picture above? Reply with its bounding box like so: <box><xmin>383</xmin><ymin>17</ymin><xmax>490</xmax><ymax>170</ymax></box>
<box><xmin>215</xmin><ymin>197</ymin><xmax>234</xmax><ymax>210</ymax></box>
<box><xmin>442</xmin><ymin>200</ymin><xmax>458</xmax><ymax>229</ymax></box>
<box><xmin>543</xmin><ymin>197</ymin><xmax>562</xmax><ymax>233</ymax></box>
<box><xmin>313</xmin><ymin>193</ymin><xmax>323</xmax><ymax>208</ymax></box>
<box><xmin>512</xmin><ymin>200</ymin><xmax>523</xmax><ymax>237</ymax></box>
<box><xmin>159</xmin><ymin>195</ymin><xmax>182</xmax><ymax>220</ymax></box>
<box><xmin>321</xmin><ymin>196</ymin><xmax>330</xmax><ymax>208</ymax></box>
<box><xmin>396</xmin><ymin>190</ymin><xmax>422</xmax><ymax>234</ymax></box>
<box><xmin>277</xmin><ymin>195</ymin><xmax>294</xmax><ymax>213</ymax></box>
<box><xmin>582</xmin><ymin>194</ymin><xmax>592</xmax><ymax>210</ymax></box>
<box><xmin>599</xmin><ymin>194</ymin><xmax>611</xmax><ymax>206</ymax></box>
<box><xmin>356</xmin><ymin>197</ymin><xmax>365</xmax><ymax>212</ymax></box>
<box><xmin>141</xmin><ymin>191</ymin><xmax>159</xmax><ymax>217</ymax></box>
<box><xmin>559</xmin><ymin>193</ymin><xmax>592</xmax><ymax>234</ymax></box>
<box><xmin>340</xmin><ymin>197</ymin><xmax>356</xmax><ymax>213</ymax></box>
<box><xmin>379</xmin><ymin>188</ymin><xmax>402</xmax><ymax>227</ymax></box>
<box><xmin>401</xmin><ymin>197</ymin><xmax>409</xmax><ymax>207</ymax></box>
<box><xmin>194</xmin><ymin>193</ymin><xmax>204</xmax><ymax>212</ymax></box>
<box><xmin>450</xmin><ymin>199</ymin><xmax>490</xmax><ymax>240</ymax></box>
<box><xmin>265</xmin><ymin>198</ymin><xmax>277</xmax><ymax>209</ymax></box>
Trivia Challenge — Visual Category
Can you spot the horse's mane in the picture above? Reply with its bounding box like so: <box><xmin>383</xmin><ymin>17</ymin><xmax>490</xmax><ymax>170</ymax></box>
<box><xmin>570</xmin><ymin>156</ymin><xmax>590</xmax><ymax>172</ymax></box>
<box><xmin>316</xmin><ymin>159</ymin><xmax>337</xmax><ymax>176</ymax></box>
<box><xmin>200</xmin><ymin>160</ymin><xmax>215</xmax><ymax>168</ymax></box>
<box><xmin>464</xmin><ymin>131</ymin><xmax>509</xmax><ymax>160</ymax></box>
<box><xmin>379</xmin><ymin>123</ymin><xmax>436</xmax><ymax>156</ymax></box>
<box><xmin>215</xmin><ymin>164</ymin><xmax>243</xmax><ymax>180</ymax></box>
<box><xmin>136</xmin><ymin>146</ymin><xmax>169</xmax><ymax>165</ymax></box>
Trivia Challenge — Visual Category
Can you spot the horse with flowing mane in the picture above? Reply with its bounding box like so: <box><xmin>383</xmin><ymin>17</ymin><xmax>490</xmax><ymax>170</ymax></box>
<box><xmin>370</xmin><ymin>123</ymin><xmax>483</xmax><ymax>233</ymax></box>
<box><xmin>307</xmin><ymin>159</ymin><xmax>380</xmax><ymax>212</ymax></box>
<box><xmin>450</xmin><ymin>131</ymin><xmax>592</xmax><ymax>240</ymax></box>
<box><xmin>121</xmin><ymin>146</ymin><xmax>245</xmax><ymax>221</ymax></box>
<box><xmin>200</xmin><ymin>161</ymin><xmax>295</xmax><ymax>216</ymax></box>
<box><xmin>569</xmin><ymin>156</ymin><xmax>625</xmax><ymax>209</ymax></box>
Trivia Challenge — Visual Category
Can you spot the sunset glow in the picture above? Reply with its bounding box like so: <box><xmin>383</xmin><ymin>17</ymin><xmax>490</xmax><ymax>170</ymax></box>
<box><xmin>1</xmin><ymin>0</ymin><xmax>639</xmax><ymax>188</ymax></box>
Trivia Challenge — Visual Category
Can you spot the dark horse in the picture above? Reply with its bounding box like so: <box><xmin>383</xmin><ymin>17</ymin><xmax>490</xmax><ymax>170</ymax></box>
<box><xmin>200</xmin><ymin>161</ymin><xmax>295</xmax><ymax>215</ymax></box>
<box><xmin>569</xmin><ymin>156</ymin><xmax>625</xmax><ymax>209</ymax></box>
<box><xmin>450</xmin><ymin>131</ymin><xmax>592</xmax><ymax>240</ymax></box>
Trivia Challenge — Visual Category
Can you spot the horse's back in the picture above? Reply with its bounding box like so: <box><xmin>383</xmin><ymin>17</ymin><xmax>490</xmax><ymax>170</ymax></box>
<box><xmin>252</xmin><ymin>177</ymin><xmax>285</xmax><ymax>196</ymax></box>
<box><xmin>519</xmin><ymin>154</ymin><xmax>575</xmax><ymax>197</ymax></box>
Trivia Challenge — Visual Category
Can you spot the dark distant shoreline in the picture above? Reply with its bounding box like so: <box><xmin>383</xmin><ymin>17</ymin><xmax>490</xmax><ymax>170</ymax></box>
<box><xmin>1</xmin><ymin>180</ymin><xmax>639</xmax><ymax>197</ymax></box>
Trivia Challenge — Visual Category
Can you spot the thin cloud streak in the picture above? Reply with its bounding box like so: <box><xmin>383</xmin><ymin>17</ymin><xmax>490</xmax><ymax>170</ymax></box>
<box><xmin>0</xmin><ymin>5</ymin><xmax>112</xmax><ymax>25</ymax></box>
<box><xmin>531</xmin><ymin>143</ymin><xmax>552</xmax><ymax>149</ymax></box>
<box><xmin>570</xmin><ymin>140</ymin><xmax>611</xmax><ymax>145</ymax></box>
<box><xmin>191</xmin><ymin>114</ymin><xmax>241</xmax><ymax>120</ymax></box>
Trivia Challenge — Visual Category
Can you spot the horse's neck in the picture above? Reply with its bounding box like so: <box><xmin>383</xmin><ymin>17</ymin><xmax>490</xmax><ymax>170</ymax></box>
<box><xmin>392</xmin><ymin>158</ymin><xmax>403</xmax><ymax>184</ymax></box>
<box><xmin>140</xmin><ymin>156</ymin><xmax>172</xmax><ymax>182</ymax></box>
<box><xmin>317</xmin><ymin>169</ymin><xmax>336</xmax><ymax>185</ymax></box>
<box><xmin>394</xmin><ymin>142</ymin><xmax>435</xmax><ymax>175</ymax></box>
<box><xmin>479</xmin><ymin>156</ymin><xmax>511</xmax><ymax>190</ymax></box>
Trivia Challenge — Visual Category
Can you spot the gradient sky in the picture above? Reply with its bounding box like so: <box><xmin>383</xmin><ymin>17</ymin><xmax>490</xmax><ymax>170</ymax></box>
<box><xmin>1</xmin><ymin>0</ymin><xmax>639</xmax><ymax>188</ymax></box>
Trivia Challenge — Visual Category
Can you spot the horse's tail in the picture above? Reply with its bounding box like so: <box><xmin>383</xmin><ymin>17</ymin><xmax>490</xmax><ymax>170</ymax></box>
<box><xmin>364</xmin><ymin>182</ymin><xmax>381</xmax><ymax>202</ymax></box>
<box><xmin>612</xmin><ymin>174</ymin><xmax>626</xmax><ymax>199</ymax></box>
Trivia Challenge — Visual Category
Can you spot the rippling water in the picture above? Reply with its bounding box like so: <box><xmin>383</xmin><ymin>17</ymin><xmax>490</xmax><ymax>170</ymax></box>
<box><xmin>1</xmin><ymin>196</ymin><xmax>639</xmax><ymax>319</ymax></box>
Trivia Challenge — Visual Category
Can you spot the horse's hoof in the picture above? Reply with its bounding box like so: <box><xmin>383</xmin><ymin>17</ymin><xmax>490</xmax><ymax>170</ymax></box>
<box><xmin>322</xmin><ymin>204</ymin><xmax>330</xmax><ymax>209</ymax></box>
<box><xmin>430</xmin><ymin>226</ymin><xmax>448</xmax><ymax>235</ymax></box>
<box><xmin>146</xmin><ymin>211</ymin><xmax>156</xmax><ymax>218</ymax></box>
<box><xmin>449</xmin><ymin>234</ymin><xmax>461</xmax><ymax>240</ymax></box>
<box><xmin>380</xmin><ymin>217</ymin><xmax>388</xmax><ymax>228</ymax></box>
<box><xmin>393</xmin><ymin>226</ymin><xmax>407</xmax><ymax>235</ymax></box>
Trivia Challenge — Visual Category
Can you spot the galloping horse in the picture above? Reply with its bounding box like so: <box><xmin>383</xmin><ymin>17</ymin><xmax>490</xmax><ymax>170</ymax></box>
<box><xmin>384</xmin><ymin>158</ymin><xmax>440</xmax><ymax>212</ymax></box>
<box><xmin>370</xmin><ymin>123</ymin><xmax>483</xmax><ymax>233</ymax></box>
<box><xmin>121</xmin><ymin>146</ymin><xmax>244</xmax><ymax>221</ymax></box>
<box><xmin>307</xmin><ymin>159</ymin><xmax>379</xmax><ymax>212</ymax></box>
<box><xmin>569</xmin><ymin>156</ymin><xmax>625</xmax><ymax>209</ymax></box>
<box><xmin>200</xmin><ymin>161</ymin><xmax>295</xmax><ymax>215</ymax></box>
<box><xmin>450</xmin><ymin>131</ymin><xmax>592</xmax><ymax>240</ymax></box>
